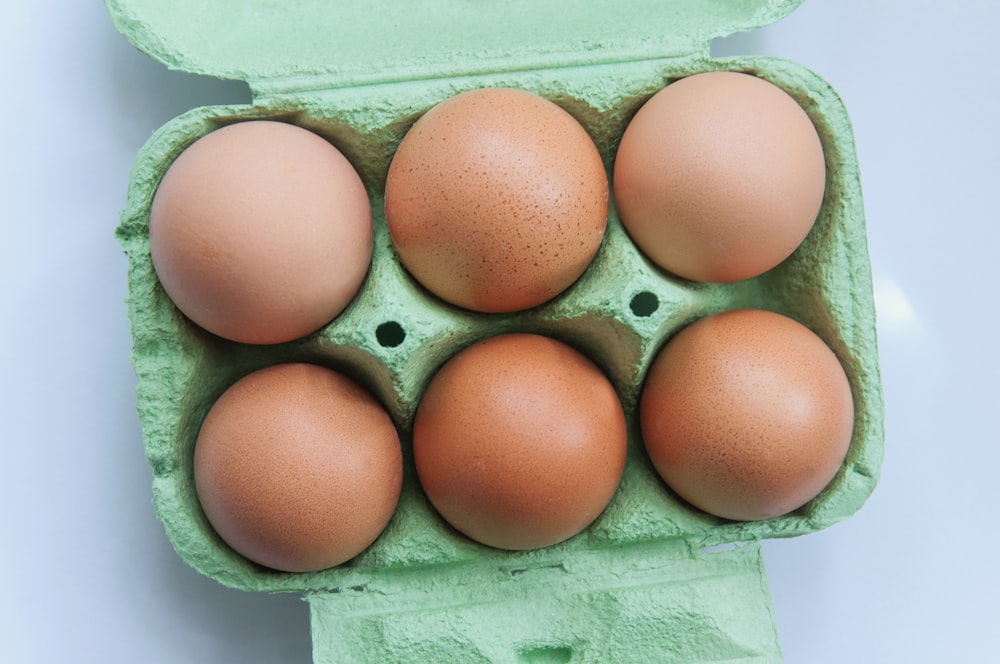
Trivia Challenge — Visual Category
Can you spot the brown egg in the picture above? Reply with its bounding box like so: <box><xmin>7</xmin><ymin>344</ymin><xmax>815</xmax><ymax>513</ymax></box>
<box><xmin>149</xmin><ymin>120</ymin><xmax>372</xmax><ymax>345</ymax></box>
<box><xmin>384</xmin><ymin>88</ymin><xmax>608</xmax><ymax>313</ymax></box>
<box><xmin>413</xmin><ymin>333</ymin><xmax>627</xmax><ymax>550</ymax></box>
<box><xmin>193</xmin><ymin>363</ymin><xmax>402</xmax><ymax>572</ymax></box>
<box><xmin>639</xmin><ymin>309</ymin><xmax>853</xmax><ymax>521</ymax></box>
<box><xmin>613</xmin><ymin>71</ymin><xmax>826</xmax><ymax>283</ymax></box>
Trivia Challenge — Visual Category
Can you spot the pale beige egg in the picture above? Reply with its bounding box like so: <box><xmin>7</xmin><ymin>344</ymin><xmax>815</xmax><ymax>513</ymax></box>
<box><xmin>149</xmin><ymin>120</ymin><xmax>372</xmax><ymax>344</ymax></box>
<box><xmin>614</xmin><ymin>71</ymin><xmax>826</xmax><ymax>283</ymax></box>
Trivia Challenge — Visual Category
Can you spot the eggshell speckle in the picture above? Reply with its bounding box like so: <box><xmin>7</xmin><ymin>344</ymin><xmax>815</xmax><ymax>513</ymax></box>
<box><xmin>413</xmin><ymin>333</ymin><xmax>627</xmax><ymax>550</ymax></box>
<box><xmin>193</xmin><ymin>363</ymin><xmax>403</xmax><ymax>572</ymax></box>
<box><xmin>149</xmin><ymin>120</ymin><xmax>373</xmax><ymax>344</ymax></box>
<box><xmin>613</xmin><ymin>71</ymin><xmax>826</xmax><ymax>283</ymax></box>
<box><xmin>385</xmin><ymin>88</ymin><xmax>608</xmax><ymax>313</ymax></box>
<box><xmin>639</xmin><ymin>309</ymin><xmax>854</xmax><ymax>521</ymax></box>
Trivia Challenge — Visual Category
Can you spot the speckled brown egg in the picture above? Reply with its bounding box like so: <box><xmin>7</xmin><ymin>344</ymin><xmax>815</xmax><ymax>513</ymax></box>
<box><xmin>613</xmin><ymin>71</ymin><xmax>826</xmax><ymax>283</ymax></box>
<box><xmin>639</xmin><ymin>309</ymin><xmax>854</xmax><ymax>521</ymax></box>
<box><xmin>149</xmin><ymin>120</ymin><xmax>372</xmax><ymax>345</ymax></box>
<box><xmin>193</xmin><ymin>363</ymin><xmax>403</xmax><ymax>572</ymax></box>
<box><xmin>413</xmin><ymin>333</ymin><xmax>627</xmax><ymax>550</ymax></box>
<box><xmin>384</xmin><ymin>88</ymin><xmax>608</xmax><ymax>313</ymax></box>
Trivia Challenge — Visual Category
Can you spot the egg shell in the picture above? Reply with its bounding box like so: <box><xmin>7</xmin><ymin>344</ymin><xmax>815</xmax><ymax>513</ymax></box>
<box><xmin>639</xmin><ymin>309</ymin><xmax>855</xmax><ymax>521</ymax></box>
<box><xmin>412</xmin><ymin>333</ymin><xmax>627</xmax><ymax>550</ymax></box>
<box><xmin>111</xmin><ymin>0</ymin><xmax>883</xmax><ymax>660</ymax></box>
<box><xmin>149</xmin><ymin>120</ymin><xmax>373</xmax><ymax>345</ymax></box>
<box><xmin>385</xmin><ymin>88</ymin><xmax>608</xmax><ymax>313</ymax></box>
<box><xmin>194</xmin><ymin>362</ymin><xmax>403</xmax><ymax>572</ymax></box>
<box><xmin>613</xmin><ymin>71</ymin><xmax>826</xmax><ymax>283</ymax></box>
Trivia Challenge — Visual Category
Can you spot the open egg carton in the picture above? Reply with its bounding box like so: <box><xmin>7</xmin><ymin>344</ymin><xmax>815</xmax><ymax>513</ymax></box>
<box><xmin>110</xmin><ymin>0</ymin><xmax>883</xmax><ymax>661</ymax></box>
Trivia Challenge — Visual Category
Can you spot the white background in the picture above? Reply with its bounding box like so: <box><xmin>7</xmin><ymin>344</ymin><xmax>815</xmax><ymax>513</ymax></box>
<box><xmin>2</xmin><ymin>1</ymin><xmax>998</xmax><ymax>662</ymax></box>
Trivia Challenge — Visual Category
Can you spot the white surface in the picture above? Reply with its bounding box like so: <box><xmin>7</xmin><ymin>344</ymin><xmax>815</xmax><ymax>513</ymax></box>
<box><xmin>2</xmin><ymin>1</ymin><xmax>997</xmax><ymax>662</ymax></box>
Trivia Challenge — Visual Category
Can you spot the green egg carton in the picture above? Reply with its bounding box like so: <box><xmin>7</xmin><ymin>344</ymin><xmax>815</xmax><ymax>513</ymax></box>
<box><xmin>109</xmin><ymin>0</ymin><xmax>884</xmax><ymax>661</ymax></box>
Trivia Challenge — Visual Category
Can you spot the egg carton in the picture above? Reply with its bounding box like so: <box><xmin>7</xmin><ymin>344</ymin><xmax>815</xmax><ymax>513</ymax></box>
<box><xmin>109</xmin><ymin>0</ymin><xmax>883</xmax><ymax>661</ymax></box>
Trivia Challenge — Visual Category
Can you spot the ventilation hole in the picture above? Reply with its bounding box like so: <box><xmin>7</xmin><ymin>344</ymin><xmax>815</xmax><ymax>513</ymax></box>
<box><xmin>629</xmin><ymin>291</ymin><xmax>659</xmax><ymax>317</ymax></box>
<box><xmin>375</xmin><ymin>321</ymin><xmax>405</xmax><ymax>347</ymax></box>
<box><xmin>517</xmin><ymin>645</ymin><xmax>574</xmax><ymax>663</ymax></box>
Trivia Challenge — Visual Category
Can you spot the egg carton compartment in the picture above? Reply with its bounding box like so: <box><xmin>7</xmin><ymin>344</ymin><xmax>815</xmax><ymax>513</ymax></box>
<box><xmin>113</xmin><ymin>1</ymin><xmax>882</xmax><ymax>660</ymax></box>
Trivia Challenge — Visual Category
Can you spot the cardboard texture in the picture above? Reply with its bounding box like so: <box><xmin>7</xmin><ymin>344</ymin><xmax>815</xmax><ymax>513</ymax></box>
<box><xmin>109</xmin><ymin>0</ymin><xmax>883</xmax><ymax>660</ymax></box>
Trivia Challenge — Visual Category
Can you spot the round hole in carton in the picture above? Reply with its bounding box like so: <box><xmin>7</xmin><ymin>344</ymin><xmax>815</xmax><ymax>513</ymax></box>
<box><xmin>629</xmin><ymin>290</ymin><xmax>659</xmax><ymax>317</ymax></box>
<box><xmin>375</xmin><ymin>321</ymin><xmax>406</xmax><ymax>347</ymax></box>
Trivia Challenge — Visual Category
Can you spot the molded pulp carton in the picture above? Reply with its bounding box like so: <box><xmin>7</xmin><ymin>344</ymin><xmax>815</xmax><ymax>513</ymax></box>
<box><xmin>108</xmin><ymin>0</ymin><xmax>884</xmax><ymax>661</ymax></box>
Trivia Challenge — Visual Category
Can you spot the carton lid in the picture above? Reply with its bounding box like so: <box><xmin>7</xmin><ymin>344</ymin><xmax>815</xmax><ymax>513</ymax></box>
<box><xmin>106</xmin><ymin>0</ymin><xmax>803</xmax><ymax>93</ymax></box>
